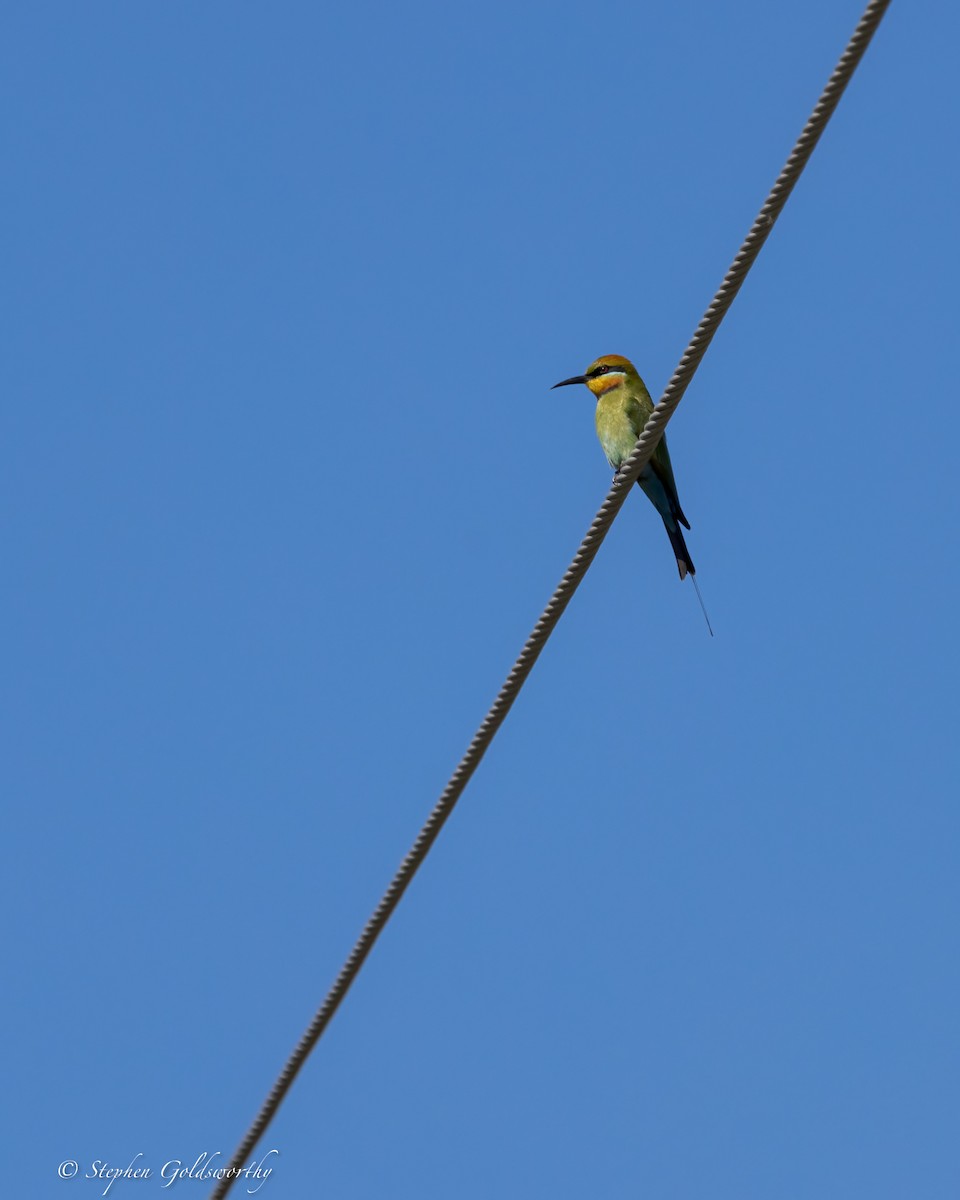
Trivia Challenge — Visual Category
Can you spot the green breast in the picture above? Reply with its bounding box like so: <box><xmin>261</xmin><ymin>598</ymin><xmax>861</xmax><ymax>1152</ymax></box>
<box><xmin>595</xmin><ymin>392</ymin><xmax>649</xmax><ymax>470</ymax></box>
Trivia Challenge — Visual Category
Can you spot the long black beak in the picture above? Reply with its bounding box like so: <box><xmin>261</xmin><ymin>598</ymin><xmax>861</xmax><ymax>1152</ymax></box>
<box><xmin>551</xmin><ymin>374</ymin><xmax>588</xmax><ymax>389</ymax></box>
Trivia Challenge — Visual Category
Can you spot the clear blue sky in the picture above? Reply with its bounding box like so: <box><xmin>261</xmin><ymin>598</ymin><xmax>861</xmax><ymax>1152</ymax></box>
<box><xmin>4</xmin><ymin>2</ymin><xmax>958</xmax><ymax>1197</ymax></box>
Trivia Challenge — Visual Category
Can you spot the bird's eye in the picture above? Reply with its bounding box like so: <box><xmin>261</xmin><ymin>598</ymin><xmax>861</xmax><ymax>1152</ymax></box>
<box><xmin>594</xmin><ymin>365</ymin><xmax>608</xmax><ymax>376</ymax></box>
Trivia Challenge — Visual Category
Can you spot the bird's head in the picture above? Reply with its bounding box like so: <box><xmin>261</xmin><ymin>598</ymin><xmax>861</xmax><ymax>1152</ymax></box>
<box><xmin>551</xmin><ymin>354</ymin><xmax>638</xmax><ymax>397</ymax></box>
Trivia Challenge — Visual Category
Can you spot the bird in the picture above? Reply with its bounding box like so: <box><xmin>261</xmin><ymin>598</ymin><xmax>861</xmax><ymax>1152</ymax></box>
<box><xmin>552</xmin><ymin>353</ymin><xmax>712</xmax><ymax>634</ymax></box>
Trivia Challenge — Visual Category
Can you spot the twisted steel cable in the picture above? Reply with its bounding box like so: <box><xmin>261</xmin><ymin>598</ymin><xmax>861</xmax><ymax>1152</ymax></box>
<box><xmin>210</xmin><ymin>1</ymin><xmax>892</xmax><ymax>1194</ymax></box>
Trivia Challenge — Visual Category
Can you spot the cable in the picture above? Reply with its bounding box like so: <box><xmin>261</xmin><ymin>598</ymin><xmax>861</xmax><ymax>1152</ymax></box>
<box><xmin>210</xmin><ymin>2</ymin><xmax>892</xmax><ymax>1194</ymax></box>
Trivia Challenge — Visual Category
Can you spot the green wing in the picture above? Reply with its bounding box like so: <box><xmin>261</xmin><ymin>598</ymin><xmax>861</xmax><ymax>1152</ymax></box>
<box><xmin>625</xmin><ymin>393</ymin><xmax>691</xmax><ymax>531</ymax></box>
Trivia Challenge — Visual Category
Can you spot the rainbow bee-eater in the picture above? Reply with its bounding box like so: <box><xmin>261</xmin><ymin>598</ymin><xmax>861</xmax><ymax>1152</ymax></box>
<box><xmin>553</xmin><ymin>353</ymin><xmax>712</xmax><ymax>634</ymax></box>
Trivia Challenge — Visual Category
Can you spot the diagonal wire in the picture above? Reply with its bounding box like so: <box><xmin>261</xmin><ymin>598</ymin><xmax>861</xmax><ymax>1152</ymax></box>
<box><xmin>210</xmin><ymin>1</ymin><xmax>891</xmax><ymax>1194</ymax></box>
